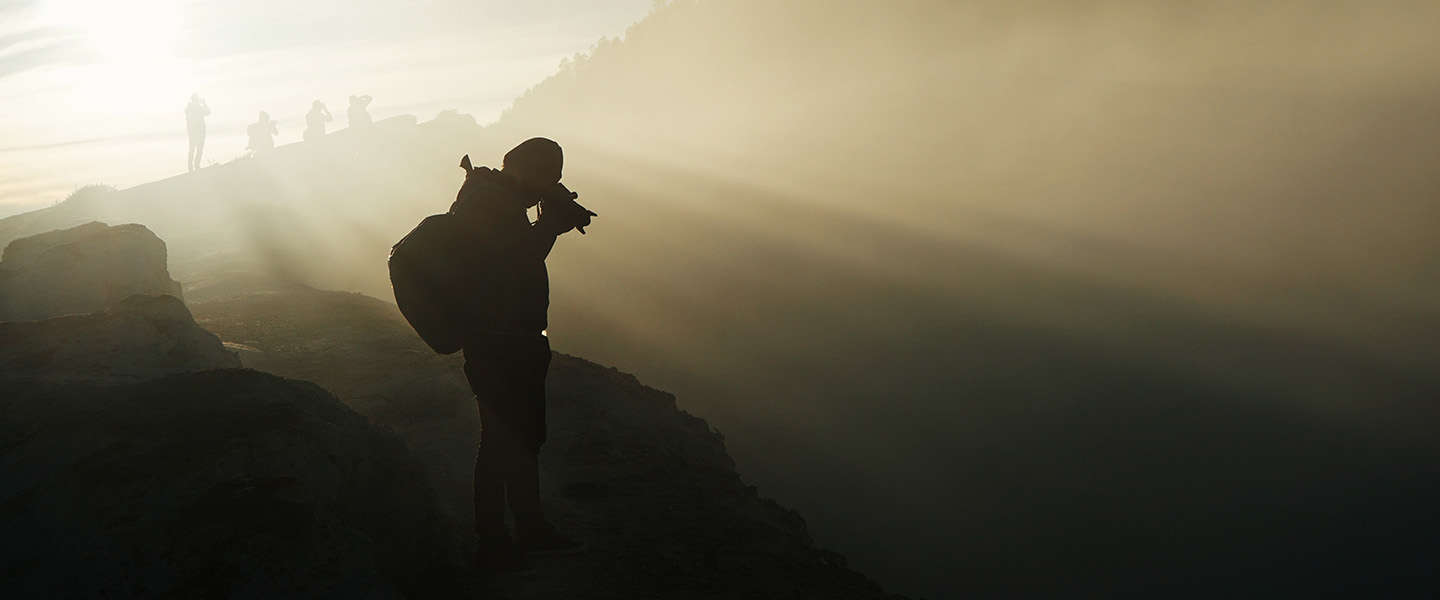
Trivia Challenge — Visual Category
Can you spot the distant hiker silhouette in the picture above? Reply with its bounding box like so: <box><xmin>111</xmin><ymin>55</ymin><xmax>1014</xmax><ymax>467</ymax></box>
<box><xmin>185</xmin><ymin>94</ymin><xmax>209</xmax><ymax>172</ymax></box>
<box><xmin>347</xmin><ymin>94</ymin><xmax>373</xmax><ymax>128</ymax></box>
<box><xmin>246</xmin><ymin>111</ymin><xmax>278</xmax><ymax>154</ymax></box>
<box><xmin>388</xmin><ymin>138</ymin><xmax>597</xmax><ymax>574</ymax></box>
<box><xmin>303</xmin><ymin>100</ymin><xmax>332</xmax><ymax>141</ymax></box>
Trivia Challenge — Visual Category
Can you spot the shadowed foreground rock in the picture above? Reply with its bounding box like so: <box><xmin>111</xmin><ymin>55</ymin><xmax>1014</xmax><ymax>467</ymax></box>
<box><xmin>0</xmin><ymin>282</ymin><xmax>461</xmax><ymax>597</ymax></box>
<box><xmin>0</xmin><ymin>294</ymin><xmax>238</xmax><ymax>383</ymax></box>
<box><xmin>0</xmin><ymin>222</ymin><xmax>182</xmax><ymax>321</ymax></box>
<box><xmin>0</xmin><ymin>280</ymin><xmax>900</xmax><ymax>598</ymax></box>
<box><xmin>193</xmin><ymin>287</ymin><xmax>904</xmax><ymax>599</ymax></box>
<box><xmin>0</xmin><ymin>370</ymin><xmax>462</xmax><ymax>598</ymax></box>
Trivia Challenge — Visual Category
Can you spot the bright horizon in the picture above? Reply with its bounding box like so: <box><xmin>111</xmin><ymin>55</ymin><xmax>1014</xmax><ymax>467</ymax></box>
<box><xmin>0</xmin><ymin>0</ymin><xmax>653</xmax><ymax>217</ymax></box>
<box><xmin>4</xmin><ymin>2</ymin><xmax>1440</xmax><ymax>597</ymax></box>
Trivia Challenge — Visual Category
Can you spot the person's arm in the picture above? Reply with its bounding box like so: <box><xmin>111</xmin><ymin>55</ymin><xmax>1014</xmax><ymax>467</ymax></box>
<box><xmin>517</xmin><ymin>192</ymin><xmax>599</xmax><ymax>260</ymax></box>
<box><xmin>496</xmin><ymin>202</ymin><xmax>577</xmax><ymax>263</ymax></box>
<box><xmin>521</xmin><ymin>223</ymin><xmax>561</xmax><ymax>262</ymax></box>
<box><xmin>463</xmin><ymin>214</ymin><xmax>555</xmax><ymax>266</ymax></box>
<box><xmin>513</xmin><ymin>199</ymin><xmax>575</xmax><ymax>262</ymax></box>
<box><xmin>457</xmin><ymin>179</ymin><xmax>591</xmax><ymax>261</ymax></box>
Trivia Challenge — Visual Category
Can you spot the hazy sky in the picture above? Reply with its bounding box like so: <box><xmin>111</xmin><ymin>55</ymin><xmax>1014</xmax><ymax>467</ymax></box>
<box><xmin>0</xmin><ymin>0</ymin><xmax>653</xmax><ymax>217</ymax></box>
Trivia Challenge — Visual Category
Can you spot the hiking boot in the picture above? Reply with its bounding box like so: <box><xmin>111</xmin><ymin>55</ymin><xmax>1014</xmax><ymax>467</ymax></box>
<box><xmin>475</xmin><ymin>534</ymin><xmax>534</xmax><ymax>575</ymax></box>
<box><xmin>516</xmin><ymin>525</ymin><xmax>587</xmax><ymax>556</ymax></box>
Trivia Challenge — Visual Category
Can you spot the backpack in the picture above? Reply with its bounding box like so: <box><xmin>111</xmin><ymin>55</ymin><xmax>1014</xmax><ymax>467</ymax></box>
<box><xmin>389</xmin><ymin>213</ymin><xmax>466</xmax><ymax>354</ymax></box>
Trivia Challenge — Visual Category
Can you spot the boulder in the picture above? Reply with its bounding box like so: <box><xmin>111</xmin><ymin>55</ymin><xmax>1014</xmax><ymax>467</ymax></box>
<box><xmin>0</xmin><ymin>369</ymin><xmax>462</xmax><ymax>598</ymax></box>
<box><xmin>0</xmin><ymin>294</ymin><xmax>239</xmax><ymax>383</ymax></box>
<box><xmin>0</xmin><ymin>222</ymin><xmax>182</xmax><ymax>321</ymax></box>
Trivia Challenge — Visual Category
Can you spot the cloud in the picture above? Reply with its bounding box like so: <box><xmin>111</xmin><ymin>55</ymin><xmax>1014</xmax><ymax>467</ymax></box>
<box><xmin>0</xmin><ymin>0</ymin><xmax>655</xmax><ymax>215</ymax></box>
<box><xmin>0</xmin><ymin>19</ymin><xmax>93</xmax><ymax>80</ymax></box>
<box><xmin>0</xmin><ymin>36</ymin><xmax>91</xmax><ymax>80</ymax></box>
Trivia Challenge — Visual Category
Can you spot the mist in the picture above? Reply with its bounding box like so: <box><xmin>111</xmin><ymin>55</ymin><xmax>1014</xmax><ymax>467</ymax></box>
<box><xmin>506</xmin><ymin>4</ymin><xmax>1440</xmax><ymax>592</ymax></box>
<box><xmin>4</xmin><ymin>1</ymin><xmax>1440</xmax><ymax>597</ymax></box>
<box><xmin>0</xmin><ymin>0</ymin><xmax>654</xmax><ymax>215</ymax></box>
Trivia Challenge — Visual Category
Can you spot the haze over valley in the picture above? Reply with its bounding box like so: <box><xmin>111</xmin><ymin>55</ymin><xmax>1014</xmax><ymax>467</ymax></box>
<box><xmin>4</xmin><ymin>2</ymin><xmax>1440</xmax><ymax>597</ymax></box>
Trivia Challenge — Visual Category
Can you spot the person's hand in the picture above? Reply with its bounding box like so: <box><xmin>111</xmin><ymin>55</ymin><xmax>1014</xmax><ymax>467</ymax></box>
<box><xmin>538</xmin><ymin>185</ymin><xmax>597</xmax><ymax>234</ymax></box>
<box><xmin>571</xmin><ymin>204</ymin><xmax>597</xmax><ymax>234</ymax></box>
<box><xmin>540</xmin><ymin>199</ymin><xmax>598</xmax><ymax>234</ymax></box>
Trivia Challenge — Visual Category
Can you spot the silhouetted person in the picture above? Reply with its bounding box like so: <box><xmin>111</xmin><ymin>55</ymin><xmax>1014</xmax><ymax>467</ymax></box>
<box><xmin>450</xmin><ymin>138</ymin><xmax>596</xmax><ymax>573</ymax></box>
<box><xmin>246</xmin><ymin>111</ymin><xmax>278</xmax><ymax>154</ymax></box>
<box><xmin>347</xmin><ymin>94</ymin><xmax>372</xmax><ymax>128</ymax></box>
<box><xmin>185</xmin><ymin>94</ymin><xmax>209</xmax><ymax>172</ymax></box>
<box><xmin>303</xmin><ymin>100</ymin><xmax>332</xmax><ymax>141</ymax></box>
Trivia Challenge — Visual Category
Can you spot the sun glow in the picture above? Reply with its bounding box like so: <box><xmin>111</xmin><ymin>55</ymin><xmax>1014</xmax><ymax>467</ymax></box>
<box><xmin>37</xmin><ymin>0</ymin><xmax>188</xmax><ymax>114</ymax></box>
<box><xmin>40</xmin><ymin>0</ymin><xmax>183</xmax><ymax>62</ymax></box>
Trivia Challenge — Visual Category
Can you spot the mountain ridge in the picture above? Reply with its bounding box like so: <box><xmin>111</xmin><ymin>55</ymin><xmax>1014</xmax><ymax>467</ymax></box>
<box><xmin>0</xmin><ymin>219</ymin><xmax>906</xmax><ymax>597</ymax></box>
<box><xmin>4</xmin><ymin>3</ymin><xmax>1440</xmax><ymax>595</ymax></box>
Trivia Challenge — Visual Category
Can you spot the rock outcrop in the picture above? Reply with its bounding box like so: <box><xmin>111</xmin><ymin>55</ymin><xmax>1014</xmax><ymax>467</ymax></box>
<box><xmin>0</xmin><ymin>268</ymin><xmax>460</xmax><ymax>597</ymax></box>
<box><xmin>192</xmin><ymin>287</ymin><xmax>903</xmax><ymax>598</ymax></box>
<box><xmin>0</xmin><ymin>294</ymin><xmax>238</xmax><ymax>383</ymax></box>
<box><xmin>0</xmin><ymin>370</ymin><xmax>461</xmax><ymax>598</ymax></box>
<box><xmin>0</xmin><ymin>221</ymin><xmax>182</xmax><ymax>321</ymax></box>
<box><xmin>0</xmin><ymin>274</ymin><xmax>900</xmax><ymax>598</ymax></box>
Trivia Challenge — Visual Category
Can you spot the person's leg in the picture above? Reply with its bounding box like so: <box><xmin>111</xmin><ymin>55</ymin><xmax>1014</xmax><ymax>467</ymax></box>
<box><xmin>508</xmin><ymin>337</ymin><xmax>551</xmax><ymax>535</ymax></box>
<box><xmin>195</xmin><ymin>135</ymin><xmax>205</xmax><ymax>169</ymax></box>
<box><xmin>464</xmin><ymin>345</ymin><xmax>533</xmax><ymax>572</ymax></box>
<box><xmin>473</xmin><ymin>441</ymin><xmax>507</xmax><ymax>538</ymax></box>
<box><xmin>469</xmin><ymin>337</ymin><xmax>579</xmax><ymax>558</ymax></box>
<box><xmin>508</xmin><ymin>338</ymin><xmax>582</xmax><ymax>554</ymax></box>
<box><xmin>507</xmin><ymin>451</ymin><xmax>546</xmax><ymax>536</ymax></box>
<box><xmin>465</xmin><ymin>348</ymin><xmax>515</xmax><ymax>539</ymax></box>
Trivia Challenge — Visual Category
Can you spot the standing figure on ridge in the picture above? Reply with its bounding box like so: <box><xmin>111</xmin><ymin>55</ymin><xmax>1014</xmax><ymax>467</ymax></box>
<box><xmin>246</xmin><ymin>111</ymin><xmax>278</xmax><ymax>154</ymax></box>
<box><xmin>449</xmin><ymin>138</ymin><xmax>596</xmax><ymax>573</ymax></box>
<box><xmin>303</xmin><ymin>100</ymin><xmax>332</xmax><ymax>141</ymax></box>
<box><xmin>347</xmin><ymin>94</ymin><xmax>373</xmax><ymax>128</ymax></box>
<box><xmin>185</xmin><ymin>94</ymin><xmax>209</xmax><ymax>172</ymax></box>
